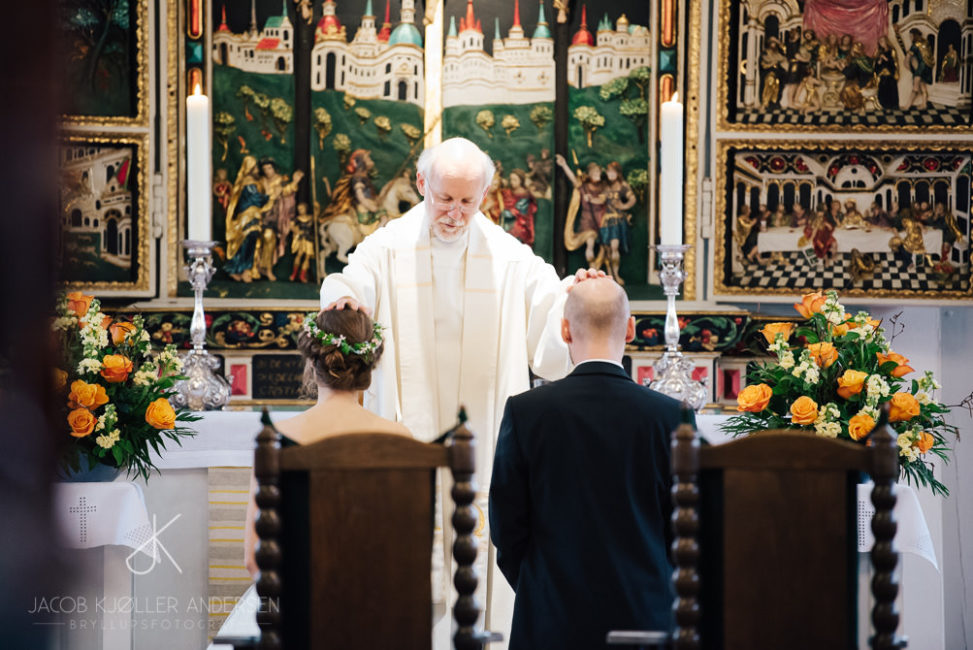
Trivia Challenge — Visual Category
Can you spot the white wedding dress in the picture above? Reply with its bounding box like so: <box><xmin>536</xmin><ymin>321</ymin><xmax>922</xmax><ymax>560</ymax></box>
<box><xmin>207</xmin><ymin>583</ymin><xmax>260</xmax><ymax>649</ymax></box>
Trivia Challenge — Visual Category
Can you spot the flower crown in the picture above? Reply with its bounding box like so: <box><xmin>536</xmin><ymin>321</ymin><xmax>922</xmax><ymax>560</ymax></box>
<box><xmin>303</xmin><ymin>313</ymin><xmax>384</xmax><ymax>359</ymax></box>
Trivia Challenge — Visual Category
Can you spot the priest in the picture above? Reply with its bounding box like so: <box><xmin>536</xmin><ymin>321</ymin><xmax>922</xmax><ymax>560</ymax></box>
<box><xmin>320</xmin><ymin>136</ymin><xmax>600</xmax><ymax>648</ymax></box>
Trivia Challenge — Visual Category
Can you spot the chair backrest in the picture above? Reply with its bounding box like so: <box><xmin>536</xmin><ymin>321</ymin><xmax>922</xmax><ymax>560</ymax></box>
<box><xmin>251</xmin><ymin>412</ymin><xmax>482</xmax><ymax>650</ymax></box>
<box><xmin>670</xmin><ymin>417</ymin><xmax>902</xmax><ymax>650</ymax></box>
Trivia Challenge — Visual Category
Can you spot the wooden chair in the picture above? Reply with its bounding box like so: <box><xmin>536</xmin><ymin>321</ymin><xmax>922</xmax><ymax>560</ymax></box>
<box><xmin>609</xmin><ymin>408</ymin><xmax>905</xmax><ymax>650</ymax></box>
<box><xmin>223</xmin><ymin>410</ymin><xmax>489</xmax><ymax>650</ymax></box>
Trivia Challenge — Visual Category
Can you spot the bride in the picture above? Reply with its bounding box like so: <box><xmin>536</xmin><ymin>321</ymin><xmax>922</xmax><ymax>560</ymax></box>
<box><xmin>214</xmin><ymin>306</ymin><xmax>408</xmax><ymax>642</ymax></box>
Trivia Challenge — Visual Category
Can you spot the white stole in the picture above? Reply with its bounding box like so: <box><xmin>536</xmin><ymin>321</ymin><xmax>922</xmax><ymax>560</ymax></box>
<box><xmin>390</xmin><ymin>216</ymin><xmax>501</xmax><ymax>441</ymax></box>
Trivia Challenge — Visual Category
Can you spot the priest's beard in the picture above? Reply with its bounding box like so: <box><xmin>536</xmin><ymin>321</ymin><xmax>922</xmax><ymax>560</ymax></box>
<box><xmin>430</xmin><ymin>216</ymin><xmax>470</xmax><ymax>243</ymax></box>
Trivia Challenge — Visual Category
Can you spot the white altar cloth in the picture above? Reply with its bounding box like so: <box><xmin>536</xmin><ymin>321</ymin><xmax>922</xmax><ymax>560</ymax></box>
<box><xmin>54</xmin><ymin>481</ymin><xmax>154</xmax><ymax>558</ymax></box>
<box><xmin>758</xmin><ymin>226</ymin><xmax>942</xmax><ymax>254</ymax></box>
<box><xmin>858</xmin><ymin>483</ymin><xmax>938</xmax><ymax>570</ymax></box>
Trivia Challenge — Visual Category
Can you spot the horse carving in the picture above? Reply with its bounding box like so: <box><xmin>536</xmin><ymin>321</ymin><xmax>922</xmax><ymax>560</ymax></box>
<box><xmin>319</xmin><ymin>161</ymin><xmax>420</xmax><ymax>264</ymax></box>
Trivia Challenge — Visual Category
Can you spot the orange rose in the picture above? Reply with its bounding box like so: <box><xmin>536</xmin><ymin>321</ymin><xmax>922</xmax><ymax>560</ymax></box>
<box><xmin>100</xmin><ymin>354</ymin><xmax>133</xmax><ymax>383</ymax></box>
<box><xmin>760</xmin><ymin>322</ymin><xmax>796</xmax><ymax>345</ymax></box>
<box><xmin>789</xmin><ymin>395</ymin><xmax>819</xmax><ymax>425</ymax></box>
<box><xmin>831</xmin><ymin>313</ymin><xmax>853</xmax><ymax>337</ymax></box>
<box><xmin>794</xmin><ymin>292</ymin><xmax>826</xmax><ymax>319</ymax></box>
<box><xmin>145</xmin><ymin>398</ymin><xmax>176</xmax><ymax>430</ymax></box>
<box><xmin>65</xmin><ymin>292</ymin><xmax>94</xmax><ymax>319</ymax></box>
<box><xmin>836</xmin><ymin>369</ymin><xmax>868</xmax><ymax>399</ymax></box>
<box><xmin>888</xmin><ymin>392</ymin><xmax>920</xmax><ymax>422</ymax></box>
<box><xmin>917</xmin><ymin>431</ymin><xmax>934</xmax><ymax>454</ymax></box>
<box><xmin>109</xmin><ymin>321</ymin><xmax>137</xmax><ymax>345</ymax></box>
<box><xmin>848</xmin><ymin>413</ymin><xmax>876</xmax><ymax>441</ymax></box>
<box><xmin>806</xmin><ymin>341</ymin><xmax>838</xmax><ymax>368</ymax></box>
<box><xmin>876</xmin><ymin>351</ymin><xmax>914</xmax><ymax>378</ymax></box>
<box><xmin>737</xmin><ymin>383</ymin><xmax>773</xmax><ymax>413</ymax></box>
<box><xmin>53</xmin><ymin>368</ymin><xmax>68</xmax><ymax>392</ymax></box>
<box><xmin>67</xmin><ymin>380</ymin><xmax>109</xmax><ymax>410</ymax></box>
<box><xmin>67</xmin><ymin>408</ymin><xmax>97</xmax><ymax>438</ymax></box>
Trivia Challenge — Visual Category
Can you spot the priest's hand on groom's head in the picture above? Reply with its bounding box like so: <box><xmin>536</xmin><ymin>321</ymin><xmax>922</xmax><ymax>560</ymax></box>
<box><xmin>324</xmin><ymin>296</ymin><xmax>372</xmax><ymax>317</ymax></box>
<box><xmin>567</xmin><ymin>267</ymin><xmax>608</xmax><ymax>291</ymax></box>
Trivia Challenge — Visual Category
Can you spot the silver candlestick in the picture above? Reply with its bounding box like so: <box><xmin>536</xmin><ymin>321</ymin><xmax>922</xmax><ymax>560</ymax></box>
<box><xmin>649</xmin><ymin>244</ymin><xmax>709</xmax><ymax>411</ymax></box>
<box><xmin>171</xmin><ymin>240</ymin><xmax>230</xmax><ymax>411</ymax></box>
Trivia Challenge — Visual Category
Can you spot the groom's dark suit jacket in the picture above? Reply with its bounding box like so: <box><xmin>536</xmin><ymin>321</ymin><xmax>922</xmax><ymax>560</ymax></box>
<box><xmin>489</xmin><ymin>361</ymin><xmax>684</xmax><ymax>650</ymax></box>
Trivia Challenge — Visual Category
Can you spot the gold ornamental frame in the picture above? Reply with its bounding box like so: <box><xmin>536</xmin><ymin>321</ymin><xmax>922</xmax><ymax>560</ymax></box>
<box><xmin>60</xmin><ymin>0</ymin><xmax>151</xmax><ymax>128</ymax></box>
<box><xmin>59</xmin><ymin>131</ymin><xmax>152</xmax><ymax>294</ymax></box>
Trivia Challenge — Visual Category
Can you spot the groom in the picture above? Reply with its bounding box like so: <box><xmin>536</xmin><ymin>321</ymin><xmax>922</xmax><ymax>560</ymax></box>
<box><xmin>489</xmin><ymin>277</ymin><xmax>685</xmax><ymax>649</ymax></box>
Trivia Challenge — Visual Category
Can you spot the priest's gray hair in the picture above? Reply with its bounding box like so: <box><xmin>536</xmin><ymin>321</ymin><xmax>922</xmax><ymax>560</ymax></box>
<box><xmin>417</xmin><ymin>137</ymin><xmax>496</xmax><ymax>194</ymax></box>
<box><xmin>564</xmin><ymin>277</ymin><xmax>630</xmax><ymax>342</ymax></box>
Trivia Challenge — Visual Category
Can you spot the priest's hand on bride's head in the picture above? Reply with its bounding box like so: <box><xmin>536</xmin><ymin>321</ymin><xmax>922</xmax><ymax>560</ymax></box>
<box><xmin>324</xmin><ymin>296</ymin><xmax>372</xmax><ymax>317</ymax></box>
<box><xmin>567</xmin><ymin>267</ymin><xmax>608</xmax><ymax>291</ymax></box>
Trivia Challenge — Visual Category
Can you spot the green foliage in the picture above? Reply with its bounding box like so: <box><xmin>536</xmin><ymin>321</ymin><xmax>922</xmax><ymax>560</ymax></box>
<box><xmin>54</xmin><ymin>295</ymin><xmax>198</xmax><ymax>481</ymax></box>
<box><xmin>213</xmin><ymin>112</ymin><xmax>236</xmax><ymax>161</ymax></box>
<box><xmin>314</xmin><ymin>107</ymin><xmax>333</xmax><ymax>150</ymax></box>
<box><xmin>627</xmin><ymin>168</ymin><xmax>648</xmax><ymax>202</ymax></box>
<box><xmin>599</xmin><ymin>77</ymin><xmax>628</xmax><ymax>101</ymax></box>
<box><xmin>501</xmin><ymin>114</ymin><xmax>520</xmax><ymax>136</ymax></box>
<box><xmin>374</xmin><ymin>115</ymin><xmax>392</xmax><ymax>138</ymax></box>
<box><xmin>599</xmin><ymin>67</ymin><xmax>651</xmax><ymax>142</ymax></box>
<box><xmin>529</xmin><ymin>104</ymin><xmax>553</xmax><ymax>131</ymax></box>
<box><xmin>332</xmin><ymin>133</ymin><xmax>351</xmax><ymax>163</ymax></box>
<box><xmin>722</xmin><ymin>291</ymin><xmax>959</xmax><ymax>496</ymax></box>
<box><xmin>573</xmin><ymin>105</ymin><xmax>605</xmax><ymax>147</ymax></box>
<box><xmin>400</xmin><ymin>123</ymin><xmax>421</xmax><ymax>143</ymax></box>
<box><xmin>269</xmin><ymin>97</ymin><xmax>293</xmax><ymax>144</ymax></box>
<box><xmin>475</xmin><ymin>110</ymin><xmax>496</xmax><ymax>137</ymax></box>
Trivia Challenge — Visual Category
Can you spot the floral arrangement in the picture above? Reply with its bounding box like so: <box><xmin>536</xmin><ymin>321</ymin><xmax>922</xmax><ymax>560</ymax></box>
<box><xmin>722</xmin><ymin>290</ymin><xmax>957</xmax><ymax>496</ymax></box>
<box><xmin>53</xmin><ymin>292</ymin><xmax>198</xmax><ymax>480</ymax></box>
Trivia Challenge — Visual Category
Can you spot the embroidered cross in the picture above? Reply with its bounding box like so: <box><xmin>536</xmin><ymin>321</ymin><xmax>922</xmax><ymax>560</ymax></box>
<box><xmin>68</xmin><ymin>496</ymin><xmax>97</xmax><ymax>545</ymax></box>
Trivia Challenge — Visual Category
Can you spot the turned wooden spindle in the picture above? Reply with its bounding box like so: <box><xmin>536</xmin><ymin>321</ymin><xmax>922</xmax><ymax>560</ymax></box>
<box><xmin>254</xmin><ymin>408</ymin><xmax>282</xmax><ymax>650</ymax></box>
<box><xmin>450</xmin><ymin>419</ymin><xmax>482</xmax><ymax>650</ymax></box>
<box><xmin>671</xmin><ymin>407</ymin><xmax>701</xmax><ymax>650</ymax></box>
<box><xmin>869</xmin><ymin>405</ymin><xmax>901</xmax><ymax>650</ymax></box>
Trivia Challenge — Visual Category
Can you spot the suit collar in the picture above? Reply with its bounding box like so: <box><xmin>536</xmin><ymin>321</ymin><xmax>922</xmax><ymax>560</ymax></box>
<box><xmin>568</xmin><ymin>360</ymin><xmax>632</xmax><ymax>381</ymax></box>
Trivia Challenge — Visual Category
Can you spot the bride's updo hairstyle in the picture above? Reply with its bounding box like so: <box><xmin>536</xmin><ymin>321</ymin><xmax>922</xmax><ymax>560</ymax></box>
<box><xmin>298</xmin><ymin>307</ymin><xmax>384</xmax><ymax>393</ymax></box>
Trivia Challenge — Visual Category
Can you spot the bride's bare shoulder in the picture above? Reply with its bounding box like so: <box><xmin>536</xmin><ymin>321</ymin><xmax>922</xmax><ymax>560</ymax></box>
<box><xmin>274</xmin><ymin>404</ymin><xmax>411</xmax><ymax>443</ymax></box>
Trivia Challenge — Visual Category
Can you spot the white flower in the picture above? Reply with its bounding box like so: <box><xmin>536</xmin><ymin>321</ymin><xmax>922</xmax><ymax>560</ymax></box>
<box><xmin>804</xmin><ymin>366</ymin><xmax>820</xmax><ymax>386</ymax></box>
<box><xmin>899</xmin><ymin>445</ymin><xmax>919</xmax><ymax>462</ymax></box>
<box><xmin>95</xmin><ymin>413</ymin><xmax>107</xmax><ymax>432</ymax></box>
<box><xmin>52</xmin><ymin>316</ymin><xmax>76</xmax><ymax>331</ymax></box>
<box><xmin>779</xmin><ymin>351</ymin><xmax>795</xmax><ymax>370</ymax></box>
<box><xmin>917</xmin><ymin>371</ymin><xmax>940</xmax><ymax>393</ymax></box>
<box><xmin>95</xmin><ymin>428</ymin><xmax>121</xmax><ymax>450</ymax></box>
<box><xmin>132</xmin><ymin>369</ymin><xmax>157</xmax><ymax>387</ymax></box>
<box><xmin>140</xmin><ymin>330</ymin><xmax>151</xmax><ymax>343</ymax></box>
<box><xmin>859</xmin><ymin>405</ymin><xmax>879</xmax><ymax>420</ymax></box>
<box><xmin>866</xmin><ymin>374</ymin><xmax>890</xmax><ymax>399</ymax></box>
<box><xmin>77</xmin><ymin>358</ymin><xmax>103</xmax><ymax>376</ymax></box>
<box><xmin>814</xmin><ymin>421</ymin><xmax>841</xmax><ymax>438</ymax></box>
<box><xmin>915</xmin><ymin>391</ymin><xmax>932</xmax><ymax>406</ymax></box>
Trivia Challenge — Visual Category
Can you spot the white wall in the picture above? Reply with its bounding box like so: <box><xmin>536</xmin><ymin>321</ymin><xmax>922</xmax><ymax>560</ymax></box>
<box><xmin>940</xmin><ymin>306</ymin><xmax>973</xmax><ymax>649</ymax></box>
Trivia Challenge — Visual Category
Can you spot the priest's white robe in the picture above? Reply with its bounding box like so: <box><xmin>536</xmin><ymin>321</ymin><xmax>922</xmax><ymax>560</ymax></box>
<box><xmin>320</xmin><ymin>202</ymin><xmax>573</xmax><ymax>648</ymax></box>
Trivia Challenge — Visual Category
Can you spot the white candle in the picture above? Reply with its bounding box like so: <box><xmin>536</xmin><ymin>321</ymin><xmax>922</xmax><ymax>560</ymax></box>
<box><xmin>186</xmin><ymin>84</ymin><xmax>212</xmax><ymax>241</ymax></box>
<box><xmin>659</xmin><ymin>92</ymin><xmax>684</xmax><ymax>246</ymax></box>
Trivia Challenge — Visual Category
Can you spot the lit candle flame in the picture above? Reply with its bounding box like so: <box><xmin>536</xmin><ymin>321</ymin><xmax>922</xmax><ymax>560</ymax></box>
<box><xmin>193</xmin><ymin>83</ymin><xmax>202</xmax><ymax>96</ymax></box>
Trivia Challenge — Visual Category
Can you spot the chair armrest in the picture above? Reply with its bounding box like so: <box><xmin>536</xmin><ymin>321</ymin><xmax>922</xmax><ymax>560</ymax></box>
<box><xmin>606</xmin><ymin>630</ymin><xmax>671</xmax><ymax>647</ymax></box>
<box><xmin>210</xmin><ymin>635</ymin><xmax>259</xmax><ymax>650</ymax></box>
